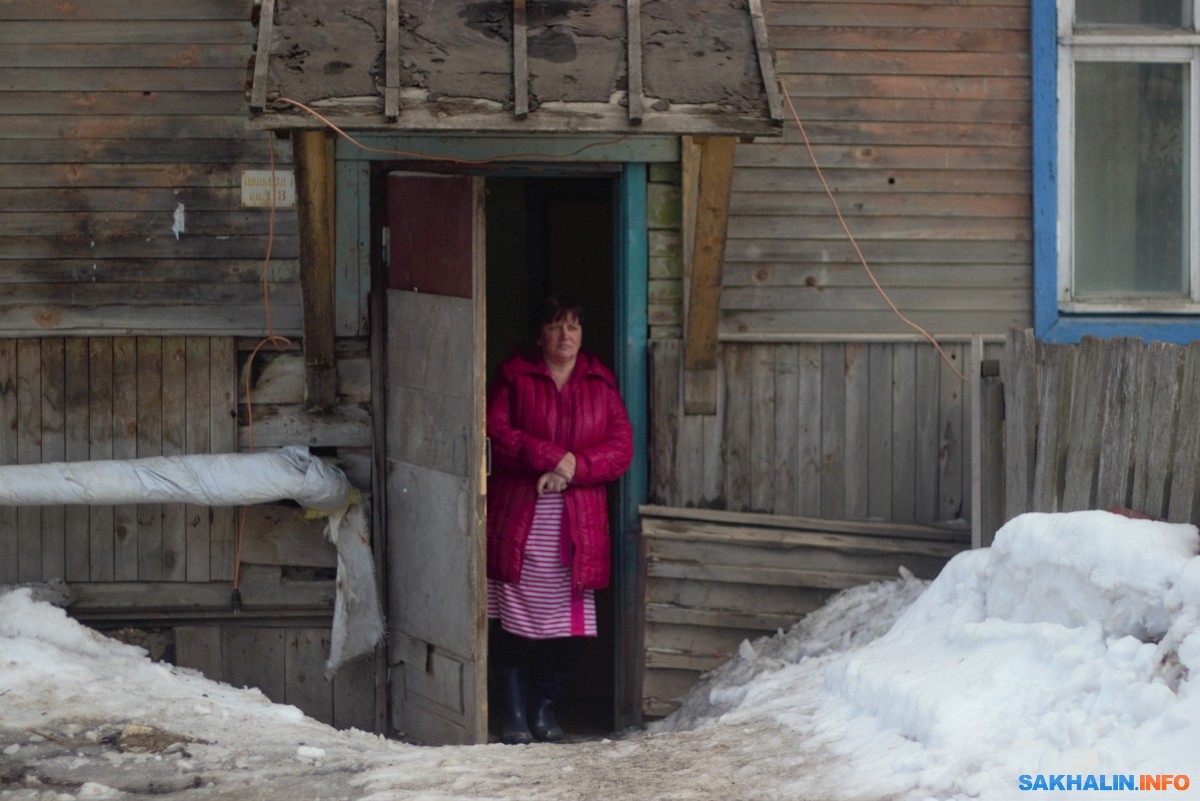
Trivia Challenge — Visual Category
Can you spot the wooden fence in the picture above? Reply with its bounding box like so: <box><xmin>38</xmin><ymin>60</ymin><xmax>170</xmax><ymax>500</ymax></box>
<box><xmin>1003</xmin><ymin>330</ymin><xmax>1200</xmax><ymax>523</ymax></box>
<box><xmin>650</xmin><ymin>338</ymin><xmax>1005</xmax><ymax>525</ymax></box>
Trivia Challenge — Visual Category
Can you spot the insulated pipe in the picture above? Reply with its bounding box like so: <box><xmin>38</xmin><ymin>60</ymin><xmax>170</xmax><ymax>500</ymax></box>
<box><xmin>0</xmin><ymin>446</ymin><xmax>350</xmax><ymax>512</ymax></box>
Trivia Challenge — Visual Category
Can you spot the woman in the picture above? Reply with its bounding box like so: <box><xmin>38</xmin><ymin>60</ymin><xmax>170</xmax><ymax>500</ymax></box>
<box><xmin>485</xmin><ymin>294</ymin><xmax>633</xmax><ymax>744</ymax></box>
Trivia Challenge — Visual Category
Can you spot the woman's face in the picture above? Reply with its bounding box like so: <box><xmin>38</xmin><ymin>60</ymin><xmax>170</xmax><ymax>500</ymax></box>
<box><xmin>539</xmin><ymin>313</ymin><xmax>582</xmax><ymax>366</ymax></box>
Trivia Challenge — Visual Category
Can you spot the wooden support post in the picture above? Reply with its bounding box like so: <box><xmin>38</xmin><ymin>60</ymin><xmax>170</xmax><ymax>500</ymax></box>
<box><xmin>292</xmin><ymin>130</ymin><xmax>338</xmax><ymax>412</ymax></box>
<box><xmin>626</xmin><ymin>0</ymin><xmax>644</xmax><ymax>124</ymax></box>
<box><xmin>512</xmin><ymin>0</ymin><xmax>529</xmax><ymax>120</ymax></box>
<box><xmin>249</xmin><ymin>0</ymin><xmax>276</xmax><ymax>113</ymax></box>
<box><xmin>385</xmin><ymin>0</ymin><xmax>400</xmax><ymax>121</ymax></box>
<box><xmin>683</xmin><ymin>136</ymin><xmax>736</xmax><ymax>415</ymax></box>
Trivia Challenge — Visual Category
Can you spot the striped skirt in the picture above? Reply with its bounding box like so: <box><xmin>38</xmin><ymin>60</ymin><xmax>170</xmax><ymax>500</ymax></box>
<box><xmin>487</xmin><ymin>491</ymin><xmax>597</xmax><ymax>639</ymax></box>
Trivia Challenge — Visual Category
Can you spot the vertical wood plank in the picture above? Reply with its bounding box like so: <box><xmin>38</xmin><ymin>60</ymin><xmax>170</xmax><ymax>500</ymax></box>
<box><xmin>1093</xmin><ymin>338</ymin><xmax>1140</xmax><ymax>510</ymax></box>
<box><xmin>1061</xmin><ymin>337</ymin><xmax>1104</xmax><ymax>511</ymax></box>
<box><xmin>1168</xmin><ymin>343</ymin><xmax>1200</xmax><ymax>523</ymax></box>
<box><xmin>679</xmin><ymin>413</ymin><xmax>705</xmax><ymax>507</ymax></box>
<box><xmin>722</xmin><ymin>344</ymin><xmax>752</xmax><ymax>511</ymax></box>
<box><xmin>843</xmin><ymin>343</ymin><xmax>869</xmax><ymax>518</ymax></box>
<box><xmin>137</xmin><ymin>337</ymin><xmax>164</xmax><ymax>581</ymax></box>
<box><xmin>746</xmin><ymin>0</ymin><xmax>785</xmax><ymax>123</ymax></box>
<box><xmin>89</xmin><ymin>339</ymin><xmax>115</xmax><ymax>582</ymax></box>
<box><xmin>16</xmin><ymin>339</ymin><xmax>42</xmax><ymax>581</ymax></box>
<box><xmin>772</xmin><ymin>345</ymin><xmax>800</xmax><ymax>516</ymax></box>
<box><xmin>175</xmin><ymin>626</ymin><xmax>224</xmax><ymax>682</ymax></box>
<box><xmin>210</xmin><ymin>338</ymin><xmax>238</xmax><ymax>582</ymax></box>
<box><xmin>1003</xmin><ymin>328</ymin><xmax>1037</xmax><ymax>519</ymax></box>
<box><xmin>224</xmin><ymin>627</ymin><xmax>287</xmax><ymax>703</ymax></box>
<box><xmin>1032</xmin><ymin>341</ymin><xmax>1073</xmax><ymax>513</ymax></box>
<box><xmin>749</xmin><ymin>345</ymin><xmax>775</xmax><ymax>512</ymax></box>
<box><xmin>867</xmin><ymin>343</ymin><xmax>893</xmax><ymax>520</ymax></box>
<box><xmin>384</xmin><ymin>0</ymin><xmax>400</xmax><ymax>121</ymax></box>
<box><xmin>649</xmin><ymin>340</ymin><xmax>680</xmax><ymax>505</ymax></box>
<box><xmin>40</xmin><ymin>339</ymin><xmax>66</xmax><ymax>580</ymax></box>
<box><xmin>819</xmin><ymin>343</ymin><xmax>845</xmax><ymax>518</ymax></box>
<box><xmin>890</xmin><ymin>343</ymin><xmax>916</xmax><ymax>522</ymax></box>
<box><xmin>332</xmin><ymin>650</ymin><xmax>378</xmax><ymax>731</ymax></box>
<box><xmin>913</xmin><ymin>343</ymin><xmax>940</xmax><ymax>522</ymax></box>
<box><xmin>286</xmin><ymin>628</ymin><xmax>334</xmax><ymax>726</ymax></box>
<box><xmin>185</xmin><ymin>338</ymin><xmax>212</xmax><ymax>582</ymax></box>
<box><xmin>938</xmin><ymin>344</ymin><xmax>965</xmax><ymax>522</ymax></box>
<box><xmin>335</xmin><ymin>160</ymin><xmax>369</xmax><ymax>337</ymax></box>
<box><xmin>112</xmin><ymin>336</ymin><xmax>138</xmax><ymax>581</ymax></box>
<box><xmin>249</xmin><ymin>0</ymin><xmax>275</xmax><ymax>112</ymax></box>
<box><xmin>1130</xmin><ymin>342</ymin><xmax>1181</xmax><ymax>519</ymax></box>
<box><xmin>512</xmin><ymin>0</ymin><xmax>529</xmax><ymax>120</ymax></box>
<box><xmin>161</xmin><ymin>337</ymin><xmax>187</xmax><ymax>581</ymax></box>
<box><xmin>795</xmin><ymin>343</ymin><xmax>822</xmax><ymax>516</ymax></box>
<box><xmin>701</xmin><ymin>408</ymin><xmax>724</xmax><ymax>507</ymax></box>
<box><xmin>979</xmin><ymin>354</ymin><xmax>1006</xmax><ymax>545</ymax></box>
<box><xmin>626</xmin><ymin>0</ymin><xmax>644</xmax><ymax>124</ymax></box>
<box><xmin>0</xmin><ymin>341</ymin><xmax>16</xmax><ymax>583</ymax></box>
<box><xmin>64</xmin><ymin>339</ymin><xmax>91</xmax><ymax>582</ymax></box>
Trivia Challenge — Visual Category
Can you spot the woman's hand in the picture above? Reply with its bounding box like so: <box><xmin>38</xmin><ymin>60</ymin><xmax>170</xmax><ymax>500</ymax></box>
<box><xmin>554</xmin><ymin>452</ymin><xmax>576</xmax><ymax>483</ymax></box>
<box><xmin>537</xmin><ymin>471</ymin><xmax>569</xmax><ymax>495</ymax></box>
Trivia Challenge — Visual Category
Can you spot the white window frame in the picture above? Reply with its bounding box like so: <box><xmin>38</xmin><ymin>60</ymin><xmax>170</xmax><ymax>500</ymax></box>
<box><xmin>1057</xmin><ymin>0</ymin><xmax>1200</xmax><ymax>314</ymax></box>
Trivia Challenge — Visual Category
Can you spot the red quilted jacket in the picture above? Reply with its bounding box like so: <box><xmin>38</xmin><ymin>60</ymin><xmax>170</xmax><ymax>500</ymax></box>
<box><xmin>486</xmin><ymin>347</ymin><xmax>633</xmax><ymax>591</ymax></box>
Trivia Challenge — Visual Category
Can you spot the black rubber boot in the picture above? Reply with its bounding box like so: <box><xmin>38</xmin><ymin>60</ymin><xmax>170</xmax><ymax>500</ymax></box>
<box><xmin>498</xmin><ymin>667</ymin><xmax>533</xmax><ymax>745</ymax></box>
<box><xmin>529</xmin><ymin>669</ymin><xmax>568</xmax><ymax>742</ymax></box>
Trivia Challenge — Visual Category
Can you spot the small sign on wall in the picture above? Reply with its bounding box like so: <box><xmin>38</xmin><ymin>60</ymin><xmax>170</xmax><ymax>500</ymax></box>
<box><xmin>241</xmin><ymin>170</ymin><xmax>297</xmax><ymax>208</ymax></box>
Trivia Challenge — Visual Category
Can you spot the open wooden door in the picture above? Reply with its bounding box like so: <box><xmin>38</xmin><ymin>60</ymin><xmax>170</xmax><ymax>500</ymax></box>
<box><xmin>384</xmin><ymin>172</ymin><xmax>487</xmax><ymax>745</ymax></box>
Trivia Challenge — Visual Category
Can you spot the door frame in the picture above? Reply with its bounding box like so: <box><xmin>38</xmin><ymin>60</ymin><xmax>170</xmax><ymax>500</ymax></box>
<box><xmin>345</xmin><ymin>135</ymin><xmax>671</xmax><ymax>735</ymax></box>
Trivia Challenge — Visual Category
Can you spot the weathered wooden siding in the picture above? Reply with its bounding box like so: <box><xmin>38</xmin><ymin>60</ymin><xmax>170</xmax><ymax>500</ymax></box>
<box><xmin>717</xmin><ymin>0</ymin><xmax>1033</xmax><ymax>337</ymax></box>
<box><xmin>639</xmin><ymin>505</ymin><xmax>967</xmax><ymax>717</ymax></box>
<box><xmin>0</xmin><ymin>332</ymin><xmax>380</xmax><ymax>730</ymax></box>
<box><xmin>0</xmin><ymin>0</ymin><xmax>303</xmax><ymax>336</ymax></box>
<box><xmin>651</xmin><ymin>338</ymin><xmax>1004</xmax><ymax>525</ymax></box>
<box><xmin>1003</xmin><ymin>330</ymin><xmax>1200</xmax><ymax>524</ymax></box>
<box><xmin>0</xmin><ymin>337</ymin><xmax>237</xmax><ymax>585</ymax></box>
<box><xmin>175</xmin><ymin>623</ymin><xmax>376</xmax><ymax>731</ymax></box>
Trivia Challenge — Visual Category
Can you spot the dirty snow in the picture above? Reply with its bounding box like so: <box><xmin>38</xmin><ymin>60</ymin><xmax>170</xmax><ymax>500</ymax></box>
<box><xmin>2</xmin><ymin>510</ymin><xmax>1199</xmax><ymax>800</ymax></box>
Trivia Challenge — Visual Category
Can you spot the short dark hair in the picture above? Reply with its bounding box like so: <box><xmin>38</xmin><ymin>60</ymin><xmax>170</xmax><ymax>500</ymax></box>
<box><xmin>534</xmin><ymin>294</ymin><xmax>585</xmax><ymax>335</ymax></box>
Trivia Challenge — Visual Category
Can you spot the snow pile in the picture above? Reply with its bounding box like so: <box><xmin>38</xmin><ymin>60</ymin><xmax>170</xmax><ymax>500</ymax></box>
<box><xmin>661</xmin><ymin>510</ymin><xmax>1200</xmax><ymax>800</ymax></box>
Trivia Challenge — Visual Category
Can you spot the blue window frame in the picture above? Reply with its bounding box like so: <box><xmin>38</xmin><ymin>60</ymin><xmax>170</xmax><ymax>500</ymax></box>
<box><xmin>1033</xmin><ymin>0</ymin><xmax>1200</xmax><ymax>344</ymax></box>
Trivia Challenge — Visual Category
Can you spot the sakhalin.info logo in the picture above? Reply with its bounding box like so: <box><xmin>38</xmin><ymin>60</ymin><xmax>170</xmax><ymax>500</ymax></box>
<box><xmin>1018</xmin><ymin>774</ymin><xmax>1191</xmax><ymax>792</ymax></box>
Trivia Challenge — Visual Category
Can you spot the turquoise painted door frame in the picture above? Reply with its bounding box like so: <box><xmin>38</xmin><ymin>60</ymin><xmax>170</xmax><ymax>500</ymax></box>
<box><xmin>339</xmin><ymin>134</ymin><xmax>670</xmax><ymax>733</ymax></box>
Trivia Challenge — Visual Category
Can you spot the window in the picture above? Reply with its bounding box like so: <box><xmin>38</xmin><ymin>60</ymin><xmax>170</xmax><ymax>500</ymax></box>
<box><xmin>1033</xmin><ymin>0</ymin><xmax>1200</xmax><ymax>342</ymax></box>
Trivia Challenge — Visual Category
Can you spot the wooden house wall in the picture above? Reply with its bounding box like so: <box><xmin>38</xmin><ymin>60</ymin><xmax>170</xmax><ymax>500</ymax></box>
<box><xmin>0</xmin><ymin>0</ymin><xmax>380</xmax><ymax>730</ymax></box>
<box><xmin>0</xmin><ymin>333</ymin><xmax>379</xmax><ymax>729</ymax></box>
<box><xmin>0</xmin><ymin>0</ymin><xmax>302</xmax><ymax>337</ymax></box>
<box><xmin>723</xmin><ymin>0</ymin><xmax>1033</xmax><ymax>338</ymax></box>
<box><xmin>639</xmin><ymin>505</ymin><xmax>969</xmax><ymax>717</ymax></box>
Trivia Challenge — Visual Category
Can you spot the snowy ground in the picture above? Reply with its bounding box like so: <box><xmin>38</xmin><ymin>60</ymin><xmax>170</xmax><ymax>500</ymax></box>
<box><xmin>2</xmin><ymin>510</ymin><xmax>1198</xmax><ymax>801</ymax></box>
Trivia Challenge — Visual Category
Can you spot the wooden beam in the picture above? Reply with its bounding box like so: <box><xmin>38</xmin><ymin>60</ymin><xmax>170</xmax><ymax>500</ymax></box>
<box><xmin>746</xmin><ymin>0</ymin><xmax>784</xmax><ymax>124</ymax></box>
<box><xmin>512</xmin><ymin>0</ymin><xmax>529</xmax><ymax>120</ymax></box>
<box><xmin>249</xmin><ymin>0</ymin><xmax>276</xmax><ymax>113</ymax></box>
<box><xmin>626</xmin><ymin>0</ymin><xmax>644</xmax><ymax>124</ymax></box>
<box><xmin>683</xmin><ymin>136</ymin><xmax>736</xmax><ymax>415</ymax></box>
<box><xmin>385</xmin><ymin>0</ymin><xmax>400</xmax><ymax>121</ymax></box>
<box><xmin>292</xmin><ymin>130</ymin><xmax>338</xmax><ymax>412</ymax></box>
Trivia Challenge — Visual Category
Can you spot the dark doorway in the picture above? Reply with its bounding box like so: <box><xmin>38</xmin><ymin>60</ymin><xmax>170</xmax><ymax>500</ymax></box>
<box><xmin>484</xmin><ymin>175</ymin><xmax>618</xmax><ymax>739</ymax></box>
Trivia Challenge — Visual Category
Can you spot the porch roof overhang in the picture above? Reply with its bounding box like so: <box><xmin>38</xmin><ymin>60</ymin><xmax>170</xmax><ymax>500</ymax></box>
<box><xmin>249</xmin><ymin>0</ymin><xmax>784</xmax><ymax>137</ymax></box>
